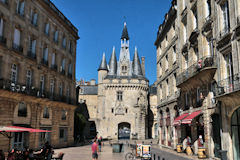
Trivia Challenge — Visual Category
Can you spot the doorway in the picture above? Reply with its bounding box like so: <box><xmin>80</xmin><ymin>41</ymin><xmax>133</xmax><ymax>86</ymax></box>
<box><xmin>118</xmin><ymin>122</ymin><xmax>131</xmax><ymax>139</ymax></box>
<box><xmin>231</xmin><ymin>107</ymin><xmax>240</xmax><ymax>160</ymax></box>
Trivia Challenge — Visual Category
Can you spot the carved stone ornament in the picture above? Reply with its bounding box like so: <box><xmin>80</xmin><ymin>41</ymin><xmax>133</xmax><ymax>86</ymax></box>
<box><xmin>115</xmin><ymin>103</ymin><xmax>124</xmax><ymax>115</ymax></box>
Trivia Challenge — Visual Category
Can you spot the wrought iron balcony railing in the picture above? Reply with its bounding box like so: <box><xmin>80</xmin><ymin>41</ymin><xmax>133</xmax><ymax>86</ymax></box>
<box><xmin>215</xmin><ymin>72</ymin><xmax>240</xmax><ymax>97</ymax></box>
<box><xmin>177</xmin><ymin>55</ymin><xmax>216</xmax><ymax>86</ymax></box>
<box><xmin>27</xmin><ymin>51</ymin><xmax>36</xmax><ymax>60</ymax></box>
<box><xmin>0</xmin><ymin>78</ymin><xmax>75</xmax><ymax>105</ymax></box>
<box><xmin>12</xmin><ymin>43</ymin><xmax>23</xmax><ymax>53</ymax></box>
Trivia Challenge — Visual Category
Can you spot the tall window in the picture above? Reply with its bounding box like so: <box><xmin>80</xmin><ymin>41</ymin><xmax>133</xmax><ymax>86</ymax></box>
<box><xmin>43</xmin><ymin>48</ymin><xmax>48</xmax><ymax>62</ymax></box>
<box><xmin>166</xmin><ymin>79</ymin><xmax>169</xmax><ymax>97</ymax></box>
<box><xmin>173</xmin><ymin>45</ymin><xmax>176</xmax><ymax>63</ymax></box>
<box><xmin>68</xmin><ymin>63</ymin><xmax>72</xmax><ymax>75</ymax></box>
<box><xmin>173</xmin><ymin>73</ymin><xmax>177</xmax><ymax>93</ymax></box>
<box><xmin>51</xmin><ymin>53</ymin><xmax>55</xmax><ymax>66</ymax></box>
<box><xmin>182</xmin><ymin>18</ymin><xmax>187</xmax><ymax>43</ymax></box>
<box><xmin>44</xmin><ymin>23</ymin><xmax>49</xmax><ymax>35</ymax></box>
<box><xmin>29</xmin><ymin>37</ymin><xmax>36</xmax><ymax>56</ymax></box>
<box><xmin>11</xmin><ymin>64</ymin><xmax>17</xmax><ymax>83</ymax></box>
<box><xmin>184</xmin><ymin>93</ymin><xmax>189</xmax><ymax>110</ymax></box>
<box><xmin>206</xmin><ymin>0</ymin><xmax>211</xmax><ymax>18</ymax></box>
<box><xmin>13</xmin><ymin>28</ymin><xmax>21</xmax><ymax>46</ymax></box>
<box><xmin>43</xmin><ymin>107</ymin><xmax>49</xmax><ymax>118</ymax></box>
<box><xmin>117</xmin><ymin>91</ymin><xmax>123</xmax><ymax>101</ymax></box>
<box><xmin>159</xmin><ymin>62</ymin><xmax>162</xmax><ymax>78</ymax></box>
<box><xmin>69</xmin><ymin>41</ymin><xmax>72</xmax><ymax>53</ymax></box>
<box><xmin>192</xmin><ymin>8</ymin><xmax>198</xmax><ymax>30</ymax></box>
<box><xmin>62</xmin><ymin>37</ymin><xmax>66</xmax><ymax>48</ymax></box>
<box><xmin>224</xmin><ymin>53</ymin><xmax>233</xmax><ymax>85</ymax></box>
<box><xmin>221</xmin><ymin>1</ymin><xmax>230</xmax><ymax>34</ymax></box>
<box><xmin>50</xmin><ymin>79</ymin><xmax>54</xmax><ymax>96</ymax></box>
<box><xmin>61</xmin><ymin>59</ymin><xmax>65</xmax><ymax>72</ymax></box>
<box><xmin>59</xmin><ymin>82</ymin><xmax>63</xmax><ymax>96</ymax></box>
<box><xmin>17</xmin><ymin>0</ymin><xmax>25</xmax><ymax>17</ymax></box>
<box><xmin>31</xmin><ymin>10</ymin><xmax>38</xmax><ymax>26</ymax></box>
<box><xmin>165</xmin><ymin>55</ymin><xmax>168</xmax><ymax>71</ymax></box>
<box><xmin>184</xmin><ymin>54</ymin><xmax>188</xmax><ymax>69</ymax></box>
<box><xmin>66</xmin><ymin>88</ymin><xmax>70</xmax><ymax>100</ymax></box>
<box><xmin>26</xmin><ymin>70</ymin><xmax>32</xmax><ymax>89</ymax></box>
<box><xmin>18</xmin><ymin>102</ymin><xmax>27</xmax><ymax>117</ymax></box>
<box><xmin>54</xmin><ymin>30</ymin><xmax>58</xmax><ymax>42</ymax></box>
<box><xmin>159</xmin><ymin>84</ymin><xmax>162</xmax><ymax>101</ymax></box>
<box><xmin>40</xmin><ymin>75</ymin><xmax>44</xmax><ymax>94</ymax></box>
<box><xmin>0</xmin><ymin>18</ymin><xmax>3</xmax><ymax>37</ymax></box>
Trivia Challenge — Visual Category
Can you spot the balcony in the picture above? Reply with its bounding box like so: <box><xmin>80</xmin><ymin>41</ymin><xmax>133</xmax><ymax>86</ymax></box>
<box><xmin>50</xmin><ymin>64</ymin><xmax>58</xmax><ymax>71</ymax></box>
<box><xmin>12</xmin><ymin>43</ymin><xmax>23</xmax><ymax>54</ymax></box>
<box><xmin>27</xmin><ymin>51</ymin><xmax>36</xmax><ymax>60</ymax></box>
<box><xmin>177</xmin><ymin>55</ymin><xmax>217</xmax><ymax>90</ymax></box>
<box><xmin>215</xmin><ymin>73</ymin><xmax>240</xmax><ymax>98</ymax></box>
<box><xmin>0</xmin><ymin>35</ymin><xmax>6</xmax><ymax>45</ymax></box>
<box><xmin>0</xmin><ymin>78</ymin><xmax>75</xmax><ymax>105</ymax></box>
<box><xmin>41</xmin><ymin>59</ymin><xmax>48</xmax><ymax>66</ymax></box>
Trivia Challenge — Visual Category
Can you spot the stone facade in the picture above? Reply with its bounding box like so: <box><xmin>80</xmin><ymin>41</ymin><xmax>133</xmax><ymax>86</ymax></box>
<box><xmin>0</xmin><ymin>0</ymin><xmax>78</xmax><ymax>151</ymax></box>
<box><xmin>156</xmin><ymin>0</ymin><xmax>240</xmax><ymax>159</ymax></box>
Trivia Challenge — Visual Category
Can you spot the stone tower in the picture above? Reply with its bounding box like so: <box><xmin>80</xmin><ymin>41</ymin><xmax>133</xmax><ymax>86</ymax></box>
<box><xmin>97</xmin><ymin>22</ymin><xmax>149</xmax><ymax>140</ymax></box>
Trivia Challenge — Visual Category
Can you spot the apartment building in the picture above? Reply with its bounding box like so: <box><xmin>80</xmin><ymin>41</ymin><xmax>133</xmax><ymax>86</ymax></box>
<box><xmin>0</xmin><ymin>0</ymin><xmax>79</xmax><ymax>151</ymax></box>
<box><xmin>155</xmin><ymin>0</ymin><xmax>179</xmax><ymax>149</ymax></box>
<box><xmin>156</xmin><ymin>0</ymin><xmax>240</xmax><ymax>159</ymax></box>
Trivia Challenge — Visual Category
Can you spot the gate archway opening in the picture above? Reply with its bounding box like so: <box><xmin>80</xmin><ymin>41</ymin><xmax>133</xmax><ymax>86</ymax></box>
<box><xmin>118</xmin><ymin>122</ymin><xmax>131</xmax><ymax>139</ymax></box>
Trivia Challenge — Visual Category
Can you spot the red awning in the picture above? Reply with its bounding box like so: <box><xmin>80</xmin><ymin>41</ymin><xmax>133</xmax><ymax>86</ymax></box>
<box><xmin>181</xmin><ymin>110</ymin><xmax>202</xmax><ymax>124</ymax></box>
<box><xmin>173</xmin><ymin>113</ymin><xmax>189</xmax><ymax>125</ymax></box>
<box><xmin>0</xmin><ymin>126</ymin><xmax>51</xmax><ymax>133</ymax></box>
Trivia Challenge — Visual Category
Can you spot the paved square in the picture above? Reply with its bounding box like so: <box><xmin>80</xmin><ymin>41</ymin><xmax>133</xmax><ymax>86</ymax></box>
<box><xmin>54</xmin><ymin>144</ymin><xmax>127</xmax><ymax>160</ymax></box>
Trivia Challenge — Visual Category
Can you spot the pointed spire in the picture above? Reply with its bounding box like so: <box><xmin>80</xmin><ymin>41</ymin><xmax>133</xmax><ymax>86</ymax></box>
<box><xmin>98</xmin><ymin>53</ymin><xmax>108</xmax><ymax>71</ymax></box>
<box><xmin>108</xmin><ymin>46</ymin><xmax>117</xmax><ymax>75</ymax></box>
<box><xmin>121</xmin><ymin>22</ymin><xmax>129</xmax><ymax>40</ymax></box>
<box><xmin>132</xmin><ymin>47</ymin><xmax>143</xmax><ymax>76</ymax></box>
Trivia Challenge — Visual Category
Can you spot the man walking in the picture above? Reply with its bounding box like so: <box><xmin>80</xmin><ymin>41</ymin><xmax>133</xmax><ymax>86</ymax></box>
<box><xmin>98</xmin><ymin>137</ymin><xmax>102</xmax><ymax>152</ymax></box>
<box><xmin>92</xmin><ymin>139</ymin><xmax>98</xmax><ymax>160</ymax></box>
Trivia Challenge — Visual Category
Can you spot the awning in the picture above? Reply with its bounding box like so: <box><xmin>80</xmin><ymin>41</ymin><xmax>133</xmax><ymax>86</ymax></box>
<box><xmin>0</xmin><ymin>126</ymin><xmax>51</xmax><ymax>133</ymax></box>
<box><xmin>173</xmin><ymin>113</ymin><xmax>189</xmax><ymax>125</ymax></box>
<box><xmin>182</xmin><ymin>110</ymin><xmax>202</xmax><ymax>124</ymax></box>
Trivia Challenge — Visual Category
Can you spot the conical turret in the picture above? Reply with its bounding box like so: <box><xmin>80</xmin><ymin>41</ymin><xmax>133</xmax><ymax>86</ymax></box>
<box><xmin>98</xmin><ymin>53</ymin><xmax>108</xmax><ymax>71</ymax></box>
<box><xmin>108</xmin><ymin>47</ymin><xmax>117</xmax><ymax>75</ymax></box>
<box><xmin>132</xmin><ymin>47</ymin><xmax>143</xmax><ymax>76</ymax></box>
<box><xmin>121</xmin><ymin>22</ymin><xmax>129</xmax><ymax>40</ymax></box>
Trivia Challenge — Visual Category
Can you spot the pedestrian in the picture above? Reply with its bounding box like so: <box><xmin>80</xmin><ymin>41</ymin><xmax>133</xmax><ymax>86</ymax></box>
<box><xmin>186</xmin><ymin>136</ymin><xmax>191</xmax><ymax>146</ymax></box>
<box><xmin>98</xmin><ymin>137</ymin><xmax>102</xmax><ymax>152</ymax></box>
<box><xmin>198</xmin><ymin>135</ymin><xmax>204</xmax><ymax>147</ymax></box>
<box><xmin>91</xmin><ymin>139</ymin><xmax>98</xmax><ymax>160</ymax></box>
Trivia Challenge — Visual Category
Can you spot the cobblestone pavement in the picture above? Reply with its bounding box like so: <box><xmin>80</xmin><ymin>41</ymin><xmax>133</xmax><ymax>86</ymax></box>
<box><xmin>54</xmin><ymin>144</ymin><xmax>126</xmax><ymax>160</ymax></box>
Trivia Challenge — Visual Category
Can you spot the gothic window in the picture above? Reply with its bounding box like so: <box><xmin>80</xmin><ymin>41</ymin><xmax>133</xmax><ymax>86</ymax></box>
<box><xmin>117</xmin><ymin>91</ymin><xmax>123</xmax><ymax>101</ymax></box>
<box><xmin>121</xmin><ymin>65</ymin><xmax>127</xmax><ymax>73</ymax></box>
<box><xmin>11</xmin><ymin>64</ymin><xmax>17</xmax><ymax>83</ymax></box>
<box><xmin>18</xmin><ymin>102</ymin><xmax>27</xmax><ymax>117</ymax></box>
<box><xmin>43</xmin><ymin>107</ymin><xmax>49</xmax><ymax>119</ymax></box>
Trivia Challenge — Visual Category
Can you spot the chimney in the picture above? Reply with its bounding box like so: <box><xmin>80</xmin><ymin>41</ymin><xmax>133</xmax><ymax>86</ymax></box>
<box><xmin>141</xmin><ymin>57</ymin><xmax>145</xmax><ymax>77</ymax></box>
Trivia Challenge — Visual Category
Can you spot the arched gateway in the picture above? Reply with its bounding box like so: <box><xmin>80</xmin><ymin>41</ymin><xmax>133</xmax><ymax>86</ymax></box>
<box><xmin>118</xmin><ymin>122</ymin><xmax>131</xmax><ymax>139</ymax></box>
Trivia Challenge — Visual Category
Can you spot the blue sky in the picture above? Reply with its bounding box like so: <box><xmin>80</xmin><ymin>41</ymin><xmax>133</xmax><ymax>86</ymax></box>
<box><xmin>51</xmin><ymin>0</ymin><xmax>172</xmax><ymax>84</ymax></box>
